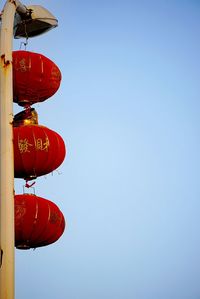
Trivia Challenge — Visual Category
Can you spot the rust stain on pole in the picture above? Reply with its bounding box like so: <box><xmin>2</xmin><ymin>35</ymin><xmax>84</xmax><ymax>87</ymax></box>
<box><xmin>1</xmin><ymin>54</ymin><xmax>11</xmax><ymax>67</ymax></box>
<box><xmin>10</xmin><ymin>0</ymin><xmax>17</xmax><ymax>8</ymax></box>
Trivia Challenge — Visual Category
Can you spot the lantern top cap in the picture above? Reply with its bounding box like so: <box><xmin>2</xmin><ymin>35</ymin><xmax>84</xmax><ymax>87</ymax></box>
<box><xmin>14</xmin><ymin>5</ymin><xmax>58</xmax><ymax>39</ymax></box>
<box><xmin>13</xmin><ymin>108</ymin><xmax>38</xmax><ymax>127</ymax></box>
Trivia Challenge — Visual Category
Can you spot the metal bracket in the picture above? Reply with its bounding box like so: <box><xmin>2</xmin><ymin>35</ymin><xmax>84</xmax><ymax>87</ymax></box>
<box><xmin>0</xmin><ymin>249</ymin><xmax>3</xmax><ymax>268</ymax></box>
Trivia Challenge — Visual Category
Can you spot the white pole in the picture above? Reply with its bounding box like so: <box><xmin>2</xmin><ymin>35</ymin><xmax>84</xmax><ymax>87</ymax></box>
<box><xmin>0</xmin><ymin>2</ymin><xmax>57</xmax><ymax>298</ymax></box>
<box><xmin>0</xmin><ymin>1</ymin><xmax>17</xmax><ymax>299</ymax></box>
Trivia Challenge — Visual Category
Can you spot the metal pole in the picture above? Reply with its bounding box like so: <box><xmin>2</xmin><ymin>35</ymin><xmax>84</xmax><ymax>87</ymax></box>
<box><xmin>0</xmin><ymin>1</ymin><xmax>17</xmax><ymax>298</ymax></box>
<box><xmin>0</xmin><ymin>1</ymin><xmax>57</xmax><ymax>298</ymax></box>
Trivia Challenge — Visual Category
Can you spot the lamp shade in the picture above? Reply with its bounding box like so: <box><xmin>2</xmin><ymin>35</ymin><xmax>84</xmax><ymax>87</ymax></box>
<box><xmin>13</xmin><ymin>50</ymin><xmax>61</xmax><ymax>106</ymax></box>
<box><xmin>14</xmin><ymin>5</ymin><xmax>58</xmax><ymax>39</ymax></box>
<box><xmin>15</xmin><ymin>194</ymin><xmax>65</xmax><ymax>249</ymax></box>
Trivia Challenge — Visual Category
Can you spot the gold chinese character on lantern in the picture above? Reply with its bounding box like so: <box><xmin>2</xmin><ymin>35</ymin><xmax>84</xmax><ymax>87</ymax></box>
<box><xmin>18</xmin><ymin>139</ymin><xmax>33</xmax><ymax>153</ymax></box>
<box><xmin>19</xmin><ymin>58</ymin><xmax>29</xmax><ymax>72</ymax></box>
<box><xmin>36</xmin><ymin>137</ymin><xmax>50</xmax><ymax>151</ymax></box>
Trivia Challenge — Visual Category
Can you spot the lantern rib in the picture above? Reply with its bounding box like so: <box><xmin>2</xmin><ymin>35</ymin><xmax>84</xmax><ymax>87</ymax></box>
<box><xmin>37</xmin><ymin>203</ymin><xmax>65</xmax><ymax>246</ymax></box>
<box><xmin>38</xmin><ymin>125</ymin><xmax>52</xmax><ymax>175</ymax></box>
<box><xmin>26</xmin><ymin>194</ymin><xmax>39</xmax><ymax>247</ymax></box>
<box><xmin>30</xmin><ymin>199</ymin><xmax>50</xmax><ymax>246</ymax></box>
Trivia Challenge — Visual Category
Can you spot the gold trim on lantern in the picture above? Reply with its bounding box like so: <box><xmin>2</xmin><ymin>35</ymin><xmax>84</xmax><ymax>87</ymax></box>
<box><xmin>13</xmin><ymin>108</ymin><xmax>39</xmax><ymax>127</ymax></box>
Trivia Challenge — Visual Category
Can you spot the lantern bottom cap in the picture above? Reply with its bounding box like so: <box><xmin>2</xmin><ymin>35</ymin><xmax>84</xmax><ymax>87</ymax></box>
<box><xmin>16</xmin><ymin>244</ymin><xmax>31</xmax><ymax>250</ymax></box>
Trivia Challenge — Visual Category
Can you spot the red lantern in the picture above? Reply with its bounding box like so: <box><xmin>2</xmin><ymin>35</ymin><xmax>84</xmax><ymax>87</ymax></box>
<box><xmin>13</xmin><ymin>109</ymin><xmax>66</xmax><ymax>180</ymax></box>
<box><xmin>13</xmin><ymin>50</ymin><xmax>61</xmax><ymax>106</ymax></box>
<box><xmin>15</xmin><ymin>194</ymin><xmax>65</xmax><ymax>249</ymax></box>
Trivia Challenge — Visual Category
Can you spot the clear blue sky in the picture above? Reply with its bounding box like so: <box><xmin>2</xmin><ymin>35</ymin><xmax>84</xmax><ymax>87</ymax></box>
<box><xmin>5</xmin><ymin>0</ymin><xmax>200</xmax><ymax>298</ymax></box>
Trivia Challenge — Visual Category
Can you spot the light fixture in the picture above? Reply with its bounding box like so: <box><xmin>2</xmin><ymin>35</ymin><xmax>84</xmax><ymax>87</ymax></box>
<box><xmin>14</xmin><ymin>5</ymin><xmax>58</xmax><ymax>38</ymax></box>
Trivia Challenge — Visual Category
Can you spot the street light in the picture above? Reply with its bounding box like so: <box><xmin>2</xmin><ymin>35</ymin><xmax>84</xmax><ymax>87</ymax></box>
<box><xmin>0</xmin><ymin>1</ymin><xmax>57</xmax><ymax>298</ymax></box>
<box><xmin>14</xmin><ymin>5</ymin><xmax>58</xmax><ymax>38</ymax></box>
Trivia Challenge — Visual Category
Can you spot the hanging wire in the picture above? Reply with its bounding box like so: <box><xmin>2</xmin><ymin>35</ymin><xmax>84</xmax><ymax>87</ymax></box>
<box><xmin>19</xmin><ymin>21</ymin><xmax>29</xmax><ymax>50</ymax></box>
<box><xmin>56</xmin><ymin>169</ymin><xmax>62</xmax><ymax>175</ymax></box>
<box><xmin>19</xmin><ymin>37</ymin><xmax>28</xmax><ymax>50</ymax></box>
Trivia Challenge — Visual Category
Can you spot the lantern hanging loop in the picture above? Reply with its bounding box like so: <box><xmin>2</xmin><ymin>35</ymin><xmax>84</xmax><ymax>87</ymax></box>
<box><xmin>19</xmin><ymin>35</ymin><xmax>29</xmax><ymax>50</ymax></box>
<box><xmin>25</xmin><ymin>180</ymin><xmax>36</xmax><ymax>189</ymax></box>
<box><xmin>19</xmin><ymin>39</ymin><xmax>28</xmax><ymax>50</ymax></box>
<box><xmin>23</xmin><ymin>180</ymin><xmax>36</xmax><ymax>195</ymax></box>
